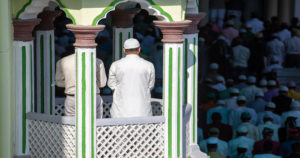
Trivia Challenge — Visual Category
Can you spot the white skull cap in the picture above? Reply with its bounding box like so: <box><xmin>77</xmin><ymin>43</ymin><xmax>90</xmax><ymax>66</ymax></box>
<box><xmin>216</xmin><ymin>100</ymin><xmax>225</xmax><ymax>105</ymax></box>
<box><xmin>237</xmin><ymin>125</ymin><xmax>248</xmax><ymax>133</ymax></box>
<box><xmin>237</xmin><ymin>95</ymin><xmax>247</xmax><ymax>101</ymax></box>
<box><xmin>209</xmin><ymin>63</ymin><xmax>219</xmax><ymax>69</ymax></box>
<box><xmin>230</xmin><ymin>88</ymin><xmax>240</xmax><ymax>94</ymax></box>
<box><xmin>123</xmin><ymin>38</ymin><xmax>140</xmax><ymax>49</ymax></box>
<box><xmin>266</xmin><ymin>102</ymin><xmax>276</xmax><ymax>108</ymax></box>
<box><xmin>259</xmin><ymin>79</ymin><xmax>267</xmax><ymax>86</ymax></box>
<box><xmin>290</xmin><ymin>100</ymin><xmax>300</xmax><ymax>109</ymax></box>
<box><xmin>216</xmin><ymin>75</ymin><xmax>225</xmax><ymax>82</ymax></box>
<box><xmin>238</xmin><ymin>75</ymin><xmax>247</xmax><ymax>80</ymax></box>
<box><xmin>255</xmin><ymin>91</ymin><xmax>264</xmax><ymax>97</ymax></box>
<box><xmin>268</xmin><ymin>80</ymin><xmax>276</xmax><ymax>86</ymax></box>
<box><xmin>247</xmin><ymin>76</ymin><xmax>256</xmax><ymax>83</ymax></box>
<box><xmin>279</xmin><ymin>86</ymin><xmax>289</xmax><ymax>92</ymax></box>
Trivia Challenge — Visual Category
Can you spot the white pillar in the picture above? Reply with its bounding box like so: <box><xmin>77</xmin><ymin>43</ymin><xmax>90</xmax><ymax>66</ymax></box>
<box><xmin>67</xmin><ymin>24</ymin><xmax>105</xmax><ymax>158</ymax></box>
<box><xmin>13</xmin><ymin>19</ymin><xmax>40</xmax><ymax>156</ymax></box>
<box><xmin>154</xmin><ymin>20</ymin><xmax>191</xmax><ymax>158</ymax></box>
<box><xmin>35</xmin><ymin>11</ymin><xmax>61</xmax><ymax>115</ymax></box>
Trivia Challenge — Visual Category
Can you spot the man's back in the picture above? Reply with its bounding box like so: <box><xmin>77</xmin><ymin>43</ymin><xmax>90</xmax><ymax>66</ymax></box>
<box><xmin>108</xmin><ymin>54</ymin><xmax>155</xmax><ymax>118</ymax></box>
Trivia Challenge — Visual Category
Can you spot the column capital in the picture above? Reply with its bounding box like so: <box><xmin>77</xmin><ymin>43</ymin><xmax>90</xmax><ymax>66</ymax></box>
<box><xmin>36</xmin><ymin>10</ymin><xmax>62</xmax><ymax>30</ymax></box>
<box><xmin>13</xmin><ymin>19</ymin><xmax>41</xmax><ymax>41</ymax></box>
<box><xmin>184</xmin><ymin>13</ymin><xmax>206</xmax><ymax>34</ymax></box>
<box><xmin>154</xmin><ymin>20</ymin><xmax>191</xmax><ymax>43</ymax></box>
<box><xmin>66</xmin><ymin>24</ymin><xmax>105</xmax><ymax>48</ymax></box>
<box><xmin>111</xmin><ymin>8</ymin><xmax>140</xmax><ymax>28</ymax></box>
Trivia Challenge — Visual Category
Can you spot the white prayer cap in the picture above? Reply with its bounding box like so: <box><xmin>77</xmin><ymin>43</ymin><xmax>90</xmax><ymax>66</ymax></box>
<box><xmin>217</xmin><ymin>35</ymin><xmax>226</xmax><ymax>41</ymax></box>
<box><xmin>247</xmin><ymin>76</ymin><xmax>256</xmax><ymax>83</ymax></box>
<box><xmin>227</xmin><ymin>20</ymin><xmax>234</xmax><ymax>26</ymax></box>
<box><xmin>240</xmin><ymin>28</ymin><xmax>247</xmax><ymax>33</ymax></box>
<box><xmin>263</xmin><ymin>113</ymin><xmax>274</xmax><ymax>119</ymax></box>
<box><xmin>207</xmin><ymin>137</ymin><xmax>218</xmax><ymax>144</ymax></box>
<box><xmin>230</xmin><ymin>88</ymin><xmax>240</xmax><ymax>94</ymax></box>
<box><xmin>287</xmin><ymin>81</ymin><xmax>296</xmax><ymax>88</ymax></box>
<box><xmin>245</xmin><ymin>23</ymin><xmax>252</xmax><ymax>28</ymax></box>
<box><xmin>237</xmin><ymin>143</ymin><xmax>248</xmax><ymax>149</ymax></box>
<box><xmin>290</xmin><ymin>100</ymin><xmax>300</xmax><ymax>109</ymax></box>
<box><xmin>255</xmin><ymin>91</ymin><xmax>264</xmax><ymax>97</ymax></box>
<box><xmin>123</xmin><ymin>38</ymin><xmax>140</xmax><ymax>49</ymax></box>
<box><xmin>237</xmin><ymin>95</ymin><xmax>247</xmax><ymax>101</ymax></box>
<box><xmin>279</xmin><ymin>86</ymin><xmax>289</xmax><ymax>92</ymax></box>
<box><xmin>268</xmin><ymin>80</ymin><xmax>276</xmax><ymax>86</ymax></box>
<box><xmin>216</xmin><ymin>100</ymin><xmax>225</xmax><ymax>105</ymax></box>
<box><xmin>216</xmin><ymin>75</ymin><xmax>225</xmax><ymax>82</ymax></box>
<box><xmin>199</xmin><ymin>37</ymin><xmax>205</xmax><ymax>42</ymax></box>
<box><xmin>238</xmin><ymin>75</ymin><xmax>247</xmax><ymax>81</ymax></box>
<box><xmin>209</xmin><ymin>63</ymin><xmax>219</xmax><ymax>70</ymax></box>
<box><xmin>259</xmin><ymin>79</ymin><xmax>267</xmax><ymax>86</ymax></box>
<box><xmin>266</xmin><ymin>102</ymin><xmax>276</xmax><ymax>108</ymax></box>
<box><xmin>237</xmin><ymin>126</ymin><xmax>248</xmax><ymax>133</ymax></box>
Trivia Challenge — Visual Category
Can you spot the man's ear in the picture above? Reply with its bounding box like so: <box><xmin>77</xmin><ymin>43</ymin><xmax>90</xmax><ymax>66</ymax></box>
<box><xmin>138</xmin><ymin>47</ymin><xmax>141</xmax><ymax>53</ymax></box>
<box><xmin>123</xmin><ymin>48</ymin><xmax>126</xmax><ymax>54</ymax></box>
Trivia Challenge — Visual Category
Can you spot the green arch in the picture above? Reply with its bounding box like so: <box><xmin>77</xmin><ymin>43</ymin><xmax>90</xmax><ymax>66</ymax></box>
<box><xmin>91</xmin><ymin>0</ymin><xmax>174</xmax><ymax>26</ymax></box>
<box><xmin>15</xmin><ymin>0</ymin><xmax>76</xmax><ymax>24</ymax></box>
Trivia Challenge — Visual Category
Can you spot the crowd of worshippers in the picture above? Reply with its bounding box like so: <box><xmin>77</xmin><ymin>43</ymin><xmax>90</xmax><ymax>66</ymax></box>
<box><xmin>197</xmin><ymin>65</ymin><xmax>300</xmax><ymax>158</ymax></box>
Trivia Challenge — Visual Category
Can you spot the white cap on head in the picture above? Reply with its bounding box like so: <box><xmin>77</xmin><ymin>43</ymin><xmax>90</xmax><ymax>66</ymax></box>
<box><xmin>247</xmin><ymin>76</ymin><xmax>256</xmax><ymax>83</ymax></box>
<box><xmin>290</xmin><ymin>100</ymin><xmax>300</xmax><ymax>109</ymax></box>
<box><xmin>287</xmin><ymin>81</ymin><xmax>296</xmax><ymax>88</ymax></box>
<box><xmin>279</xmin><ymin>86</ymin><xmax>289</xmax><ymax>92</ymax></box>
<box><xmin>230</xmin><ymin>88</ymin><xmax>240</xmax><ymax>94</ymax></box>
<box><xmin>217</xmin><ymin>35</ymin><xmax>226</xmax><ymax>41</ymax></box>
<box><xmin>255</xmin><ymin>91</ymin><xmax>264</xmax><ymax>97</ymax></box>
<box><xmin>237</xmin><ymin>125</ymin><xmax>248</xmax><ymax>133</ymax></box>
<box><xmin>259</xmin><ymin>79</ymin><xmax>267</xmax><ymax>86</ymax></box>
<box><xmin>207</xmin><ymin>137</ymin><xmax>218</xmax><ymax>144</ymax></box>
<box><xmin>268</xmin><ymin>80</ymin><xmax>276</xmax><ymax>86</ymax></box>
<box><xmin>216</xmin><ymin>100</ymin><xmax>225</xmax><ymax>105</ymax></box>
<box><xmin>199</xmin><ymin>37</ymin><xmax>205</xmax><ymax>42</ymax></box>
<box><xmin>266</xmin><ymin>102</ymin><xmax>276</xmax><ymax>108</ymax></box>
<box><xmin>123</xmin><ymin>38</ymin><xmax>140</xmax><ymax>49</ymax></box>
<box><xmin>216</xmin><ymin>75</ymin><xmax>225</xmax><ymax>83</ymax></box>
<box><xmin>237</xmin><ymin>95</ymin><xmax>247</xmax><ymax>101</ymax></box>
<box><xmin>209</xmin><ymin>63</ymin><xmax>219</xmax><ymax>70</ymax></box>
<box><xmin>238</xmin><ymin>75</ymin><xmax>247</xmax><ymax>81</ymax></box>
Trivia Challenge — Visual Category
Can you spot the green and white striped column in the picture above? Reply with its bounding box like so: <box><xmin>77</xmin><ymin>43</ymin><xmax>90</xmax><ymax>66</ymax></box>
<box><xmin>112</xmin><ymin>28</ymin><xmax>133</xmax><ymax>60</ymax></box>
<box><xmin>154</xmin><ymin>20</ymin><xmax>191</xmax><ymax>158</ymax></box>
<box><xmin>66</xmin><ymin>24</ymin><xmax>105</xmax><ymax>158</ymax></box>
<box><xmin>183</xmin><ymin>14</ymin><xmax>205</xmax><ymax>148</ymax></box>
<box><xmin>35</xmin><ymin>11</ymin><xmax>61</xmax><ymax>115</ymax></box>
<box><xmin>13</xmin><ymin>19</ymin><xmax>40</xmax><ymax>156</ymax></box>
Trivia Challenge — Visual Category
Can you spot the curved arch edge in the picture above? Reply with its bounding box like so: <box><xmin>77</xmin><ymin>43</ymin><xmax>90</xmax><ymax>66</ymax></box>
<box><xmin>16</xmin><ymin>0</ymin><xmax>33</xmax><ymax>19</ymax></box>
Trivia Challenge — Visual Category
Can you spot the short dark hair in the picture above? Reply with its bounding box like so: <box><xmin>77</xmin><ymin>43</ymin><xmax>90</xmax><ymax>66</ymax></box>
<box><xmin>211</xmin><ymin>112</ymin><xmax>222</xmax><ymax>121</ymax></box>
<box><xmin>124</xmin><ymin>48</ymin><xmax>139</xmax><ymax>52</ymax></box>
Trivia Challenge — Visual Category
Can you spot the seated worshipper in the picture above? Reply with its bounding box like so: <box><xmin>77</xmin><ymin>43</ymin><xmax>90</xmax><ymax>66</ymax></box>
<box><xmin>258</xmin><ymin>114</ymin><xmax>280</xmax><ymax>141</ymax></box>
<box><xmin>272</xmin><ymin>85</ymin><xmax>292</xmax><ymax>115</ymax></box>
<box><xmin>279</xmin><ymin>129</ymin><xmax>300</xmax><ymax>158</ymax></box>
<box><xmin>281</xmin><ymin>100</ymin><xmax>300</xmax><ymax>127</ymax></box>
<box><xmin>219</xmin><ymin>78</ymin><xmax>235</xmax><ymax>99</ymax></box>
<box><xmin>241</xmin><ymin>76</ymin><xmax>263</xmax><ymax>102</ymax></box>
<box><xmin>224</xmin><ymin>88</ymin><xmax>240</xmax><ymax>109</ymax></box>
<box><xmin>257</xmin><ymin>102</ymin><xmax>282</xmax><ymax>126</ymax></box>
<box><xmin>229</xmin><ymin>96</ymin><xmax>258</xmax><ymax>127</ymax></box>
<box><xmin>200</xmin><ymin>128</ymin><xmax>228</xmax><ymax>157</ymax></box>
<box><xmin>253</xmin><ymin>128</ymin><xmax>280</xmax><ymax>155</ymax></box>
<box><xmin>204</xmin><ymin>112</ymin><xmax>233</xmax><ymax>141</ymax></box>
<box><xmin>287</xmin><ymin>142</ymin><xmax>300</xmax><ymax>158</ymax></box>
<box><xmin>107</xmin><ymin>38</ymin><xmax>155</xmax><ymax>118</ymax></box>
<box><xmin>264</xmin><ymin>80</ymin><xmax>279</xmax><ymax>102</ymax></box>
<box><xmin>287</xmin><ymin>81</ymin><xmax>300</xmax><ymax>101</ymax></box>
<box><xmin>228</xmin><ymin>126</ymin><xmax>255</xmax><ymax>158</ymax></box>
<box><xmin>234</xmin><ymin>112</ymin><xmax>259</xmax><ymax>141</ymax></box>
<box><xmin>205</xmin><ymin>63</ymin><xmax>221</xmax><ymax>83</ymax></box>
<box><xmin>247</xmin><ymin>91</ymin><xmax>267</xmax><ymax>113</ymax></box>
<box><xmin>234</xmin><ymin>75</ymin><xmax>247</xmax><ymax>90</ymax></box>
<box><xmin>211</xmin><ymin>75</ymin><xmax>226</xmax><ymax>92</ymax></box>
<box><xmin>55</xmin><ymin>53</ymin><xmax>107</xmax><ymax>118</ymax></box>
<box><xmin>207</xmin><ymin>100</ymin><xmax>230</xmax><ymax>124</ymax></box>
<box><xmin>253</xmin><ymin>140</ymin><xmax>281</xmax><ymax>158</ymax></box>
<box><xmin>258</xmin><ymin>79</ymin><xmax>268</xmax><ymax>93</ymax></box>
<box><xmin>206</xmin><ymin>138</ymin><xmax>226</xmax><ymax>158</ymax></box>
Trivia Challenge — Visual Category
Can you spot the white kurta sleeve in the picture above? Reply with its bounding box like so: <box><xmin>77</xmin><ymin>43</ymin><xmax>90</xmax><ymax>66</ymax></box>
<box><xmin>149</xmin><ymin>63</ymin><xmax>155</xmax><ymax>90</ymax></box>
<box><xmin>55</xmin><ymin>60</ymin><xmax>65</xmax><ymax>87</ymax></box>
<box><xmin>97</xmin><ymin>59</ymin><xmax>107</xmax><ymax>88</ymax></box>
<box><xmin>107</xmin><ymin>63</ymin><xmax>118</xmax><ymax>90</ymax></box>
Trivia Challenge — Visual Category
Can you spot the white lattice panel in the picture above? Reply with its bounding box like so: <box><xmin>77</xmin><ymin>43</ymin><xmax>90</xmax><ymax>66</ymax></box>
<box><xmin>28</xmin><ymin>120</ymin><xmax>76</xmax><ymax>158</ymax></box>
<box><xmin>55</xmin><ymin>96</ymin><xmax>163</xmax><ymax>117</ymax></box>
<box><xmin>96</xmin><ymin>123</ymin><xmax>165</xmax><ymax>158</ymax></box>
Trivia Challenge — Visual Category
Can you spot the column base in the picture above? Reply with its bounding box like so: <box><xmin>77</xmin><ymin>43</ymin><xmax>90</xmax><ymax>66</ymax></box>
<box><xmin>14</xmin><ymin>155</ymin><xmax>31</xmax><ymax>158</ymax></box>
<box><xmin>187</xmin><ymin>144</ymin><xmax>208</xmax><ymax>158</ymax></box>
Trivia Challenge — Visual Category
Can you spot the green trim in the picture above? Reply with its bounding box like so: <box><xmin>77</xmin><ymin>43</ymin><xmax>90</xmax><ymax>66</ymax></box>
<box><xmin>40</xmin><ymin>35</ymin><xmax>44</xmax><ymax>113</ymax></box>
<box><xmin>22</xmin><ymin>46</ymin><xmax>27</xmax><ymax>154</ymax></box>
<box><xmin>177</xmin><ymin>47</ymin><xmax>181</xmax><ymax>158</ymax></box>
<box><xmin>55</xmin><ymin>0</ymin><xmax>76</xmax><ymax>24</ymax></box>
<box><xmin>91</xmin><ymin>0</ymin><xmax>173</xmax><ymax>25</ymax></box>
<box><xmin>193</xmin><ymin>38</ymin><xmax>196</xmax><ymax>143</ymax></box>
<box><xmin>162</xmin><ymin>45</ymin><xmax>165</xmax><ymax>113</ymax></box>
<box><xmin>50</xmin><ymin>35</ymin><xmax>53</xmax><ymax>115</ymax></box>
<box><xmin>16</xmin><ymin>0</ymin><xmax>32</xmax><ymax>19</ymax></box>
<box><xmin>184</xmin><ymin>39</ymin><xmax>188</xmax><ymax>104</ymax></box>
<box><xmin>128</xmin><ymin>32</ymin><xmax>131</xmax><ymax>38</ymax></box>
<box><xmin>76</xmin><ymin>52</ymin><xmax>78</xmax><ymax>158</ymax></box>
<box><xmin>168</xmin><ymin>47</ymin><xmax>173</xmax><ymax>158</ymax></box>
<box><xmin>119</xmin><ymin>32</ymin><xmax>123</xmax><ymax>59</ymax></box>
<box><xmin>82</xmin><ymin>53</ymin><xmax>86</xmax><ymax>158</ymax></box>
<box><xmin>30</xmin><ymin>44</ymin><xmax>33</xmax><ymax>112</ymax></box>
<box><xmin>91</xmin><ymin>53</ymin><xmax>95</xmax><ymax>158</ymax></box>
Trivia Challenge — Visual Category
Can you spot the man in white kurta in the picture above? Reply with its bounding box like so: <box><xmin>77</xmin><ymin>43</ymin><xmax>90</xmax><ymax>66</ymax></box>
<box><xmin>55</xmin><ymin>54</ymin><xmax>107</xmax><ymax>118</ymax></box>
<box><xmin>108</xmin><ymin>38</ymin><xmax>155</xmax><ymax>118</ymax></box>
